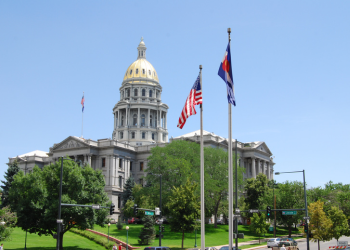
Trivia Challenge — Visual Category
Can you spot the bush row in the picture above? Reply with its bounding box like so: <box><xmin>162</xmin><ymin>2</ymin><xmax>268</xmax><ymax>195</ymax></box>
<box><xmin>70</xmin><ymin>228</ymin><xmax>115</xmax><ymax>250</ymax></box>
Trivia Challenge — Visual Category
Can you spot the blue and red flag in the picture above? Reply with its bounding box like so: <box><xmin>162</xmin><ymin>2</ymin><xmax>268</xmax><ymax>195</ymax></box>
<box><xmin>218</xmin><ymin>43</ymin><xmax>235</xmax><ymax>106</ymax></box>
<box><xmin>81</xmin><ymin>94</ymin><xmax>85</xmax><ymax>112</ymax></box>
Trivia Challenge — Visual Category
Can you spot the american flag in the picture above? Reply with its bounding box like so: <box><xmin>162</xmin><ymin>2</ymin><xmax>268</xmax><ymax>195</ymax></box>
<box><xmin>81</xmin><ymin>94</ymin><xmax>85</xmax><ymax>112</ymax></box>
<box><xmin>177</xmin><ymin>74</ymin><xmax>202</xmax><ymax>129</ymax></box>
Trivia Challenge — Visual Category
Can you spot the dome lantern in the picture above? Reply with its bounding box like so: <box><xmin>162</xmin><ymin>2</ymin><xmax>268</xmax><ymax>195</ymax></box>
<box><xmin>137</xmin><ymin>37</ymin><xmax>147</xmax><ymax>59</ymax></box>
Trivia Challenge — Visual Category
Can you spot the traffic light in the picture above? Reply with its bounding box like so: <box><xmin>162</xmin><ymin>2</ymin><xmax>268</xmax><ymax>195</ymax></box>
<box><xmin>134</xmin><ymin>204</ymin><xmax>138</xmax><ymax>216</ymax></box>
<box><xmin>267</xmin><ymin>206</ymin><xmax>272</xmax><ymax>218</ymax></box>
<box><xmin>110</xmin><ymin>203</ymin><xmax>115</xmax><ymax>215</ymax></box>
<box><xmin>304</xmin><ymin>223</ymin><xmax>308</xmax><ymax>234</ymax></box>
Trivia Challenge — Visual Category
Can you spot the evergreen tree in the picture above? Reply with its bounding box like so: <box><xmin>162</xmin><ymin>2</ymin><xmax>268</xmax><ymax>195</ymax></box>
<box><xmin>1</xmin><ymin>160</ymin><xmax>19</xmax><ymax>208</ymax></box>
<box><xmin>138</xmin><ymin>216</ymin><xmax>156</xmax><ymax>245</ymax></box>
<box><xmin>122</xmin><ymin>177</ymin><xmax>135</xmax><ymax>206</ymax></box>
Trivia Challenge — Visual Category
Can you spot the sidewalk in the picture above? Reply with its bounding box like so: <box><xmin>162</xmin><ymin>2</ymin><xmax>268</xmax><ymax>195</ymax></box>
<box><xmin>211</xmin><ymin>234</ymin><xmax>305</xmax><ymax>250</ymax></box>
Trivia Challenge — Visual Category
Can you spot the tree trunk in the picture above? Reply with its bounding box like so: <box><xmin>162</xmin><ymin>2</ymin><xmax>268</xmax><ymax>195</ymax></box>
<box><xmin>182</xmin><ymin>229</ymin><xmax>185</xmax><ymax>249</ymax></box>
<box><xmin>318</xmin><ymin>239</ymin><xmax>320</xmax><ymax>250</ymax></box>
<box><xmin>288</xmin><ymin>226</ymin><xmax>292</xmax><ymax>237</ymax></box>
<box><xmin>259</xmin><ymin>235</ymin><xmax>260</xmax><ymax>244</ymax></box>
<box><xmin>59</xmin><ymin>231</ymin><xmax>64</xmax><ymax>250</ymax></box>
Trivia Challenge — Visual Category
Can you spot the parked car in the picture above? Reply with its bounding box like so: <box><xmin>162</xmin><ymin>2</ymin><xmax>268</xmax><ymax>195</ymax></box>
<box><xmin>205</xmin><ymin>247</ymin><xmax>218</xmax><ymax>250</ymax></box>
<box><xmin>272</xmin><ymin>240</ymin><xmax>299</xmax><ymax>250</ymax></box>
<box><xmin>128</xmin><ymin>217</ymin><xmax>141</xmax><ymax>224</ymax></box>
<box><xmin>280</xmin><ymin>238</ymin><xmax>297</xmax><ymax>245</ymax></box>
<box><xmin>217</xmin><ymin>219</ymin><xmax>224</xmax><ymax>225</ymax></box>
<box><xmin>219</xmin><ymin>246</ymin><xmax>241</xmax><ymax>250</ymax></box>
<box><xmin>267</xmin><ymin>238</ymin><xmax>281</xmax><ymax>248</ymax></box>
<box><xmin>144</xmin><ymin>247</ymin><xmax>171</xmax><ymax>250</ymax></box>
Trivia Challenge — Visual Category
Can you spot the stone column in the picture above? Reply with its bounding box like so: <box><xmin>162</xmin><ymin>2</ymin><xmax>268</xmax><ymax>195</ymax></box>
<box><xmin>251</xmin><ymin>157</ymin><xmax>256</xmax><ymax>178</ymax></box>
<box><xmin>267</xmin><ymin>162</ymin><xmax>270</xmax><ymax>180</ymax></box>
<box><xmin>87</xmin><ymin>154</ymin><xmax>92</xmax><ymax>168</ymax></box>
<box><xmin>165</xmin><ymin>112</ymin><xmax>167</xmax><ymax>129</ymax></box>
<box><xmin>148</xmin><ymin>108</ymin><xmax>150</xmax><ymax>128</ymax></box>
<box><xmin>117</xmin><ymin>110</ymin><xmax>120</xmax><ymax>127</ymax></box>
<box><xmin>114</xmin><ymin>112</ymin><xmax>116</xmax><ymax>129</ymax></box>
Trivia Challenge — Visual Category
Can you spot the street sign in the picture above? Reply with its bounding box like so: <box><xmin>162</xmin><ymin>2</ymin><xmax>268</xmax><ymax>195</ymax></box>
<box><xmin>282</xmin><ymin>211</ymin><xmax>297</xmax><ymax>215</ymax></box>
<box><xmin>235</xmin><ymin>208</ymin><xmax>241</xmax><ymax>213</ymax></box>
<box><xmin>303</xmin><ymin>216</ymin><xmax>310</xmax><ymax>220</ymax></box>
<box><xmin>145</xmin><ymin>211</ymin><xmax>154</xmax><ymax>215</ymax></box>
<box><xmin>249</xmin><ymin>209</ymin><xmax>259</xmax><ymax>213</ymax></box>
<box><xmin>92</xmin><ymin>205</ymin><xmax>100</xmax><ymax>209</ymax></box>
<box><xmin>57</xmin><ymin>219</ymin><xmax>63</xmax><ymax>224</ymax></box>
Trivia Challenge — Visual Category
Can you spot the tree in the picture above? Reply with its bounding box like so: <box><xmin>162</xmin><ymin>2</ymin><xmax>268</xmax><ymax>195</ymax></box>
<box><xmin>138</xmin><ymin>216</ymin><xmax>156</xmax><ymax>245</ymax></box>
<box><xmin>309</xmin><ymin>200</ymin><xmax>333</xmax><ymax>250</ymax></box>
<box><xmin>245</xmin><ymin>173</ymin><xmax>270</xmax><ymax>211</ymax></box>
<box><xmin>0</xmin><ymin>206</ymin><xmax>17</xmax><ymax>242</ymax></box>
<box><xmin>1</xmin><ymin>160</ymin><xmax>19</xmax><ymax>208</ymax></box>
<box><xmin>204</xmin><ymin>147</ymin><xmax>245</xmax><ymax>228</ymax></box>
<box><xmin>8</xmin><ymin>159</ymin><xmax>110</xmax><ymax>250</ymax></box>
<box><xmin>145</xmin><ymin>140</ymin><xmax>200</xmax><ymax>215</ymax></box>
<box><xmin>167</xmin><ymin>178</ymin><xmax>200</xmax><ymax>249</ymax></box>
<box><xmin>122</xmin><ymin>177</ymin><xmax>135</xmax><ymax>205</ymax></box>
<box><xmin>249</xmin><ymin>213</ymin><xmax>269</xmax><ymax>244</ymax></box>
<box><xmin>328</xmin><ymin>206</ymin><xmax>349</xmax><ymax>243</ymax></box>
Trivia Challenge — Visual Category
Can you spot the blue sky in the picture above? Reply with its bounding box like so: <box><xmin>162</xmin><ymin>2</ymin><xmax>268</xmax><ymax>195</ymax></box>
<box><xmin>1</xmin><ymin>1</ymin><xmax>349</xmax><ymax>189</ymax></box>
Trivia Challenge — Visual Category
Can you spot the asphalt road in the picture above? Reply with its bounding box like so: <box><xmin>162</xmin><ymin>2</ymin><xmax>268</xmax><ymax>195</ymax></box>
<box><xmin>258</xmin><ymin>237</ymin><xmax>350</xmax><ymax>250</ymax></box>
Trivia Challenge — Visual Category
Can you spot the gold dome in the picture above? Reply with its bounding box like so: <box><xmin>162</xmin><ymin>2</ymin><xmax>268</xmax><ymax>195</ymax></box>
<box><xmin>123</xmin><ymin>38</ymin><xmax>159</xmax><ymax>83</ymax></box>
<box><xmin>123</xmin><ymin>58</ymin><xmax>159</xmax><ymax>82</ymax></box>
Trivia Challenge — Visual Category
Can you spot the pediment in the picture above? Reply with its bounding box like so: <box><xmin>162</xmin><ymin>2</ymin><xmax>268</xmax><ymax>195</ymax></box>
<box><xmin>255</xmin><ymin>142</ymin><xmax>272</xmax><ymax>155</ymax></box>
<box><xmin>53</xmin><ymin>136</ymin><xmax>89</xmax><ymax>151</ymax></box>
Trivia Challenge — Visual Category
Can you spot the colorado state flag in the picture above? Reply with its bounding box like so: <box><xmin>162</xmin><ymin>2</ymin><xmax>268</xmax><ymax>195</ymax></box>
<box><xmin>218</xmin><ymin>43</ymin><xmax>236</xmax><ymax>106</ymax></box>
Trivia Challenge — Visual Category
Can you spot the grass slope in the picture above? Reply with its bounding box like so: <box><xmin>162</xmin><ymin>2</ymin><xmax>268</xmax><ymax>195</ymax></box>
<box><xmin>0</xmin><ymin>227</ymin><xmax>108</xmax><ymax>250</ymax></box>
<box><xmin>93</xmin><ymin>223</ymin><xmax>301</xmax><ymax>249</ymax></box>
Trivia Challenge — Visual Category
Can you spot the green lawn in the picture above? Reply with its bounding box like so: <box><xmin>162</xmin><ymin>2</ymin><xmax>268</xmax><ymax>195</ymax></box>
<box><xmin>93</xmin><ymin>223</ymin><xmax>302</xmax><ymax>249</ymax></box>
<box><xmin>0</xmin><ymin>227</ymin><xmax>108</xmax><ymax>250</ymax></box>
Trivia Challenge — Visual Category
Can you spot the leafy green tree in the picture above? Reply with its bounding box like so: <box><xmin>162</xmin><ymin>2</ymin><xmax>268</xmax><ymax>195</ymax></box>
<box><xmin>0</xmin><ymin>206</ymin><xmax>17</xmax><ymax>241</ymax></box>
<box><xmin>8</xmin><ymin>159</ymin><xmax>110</xmax><ymax>250</ymax></box>
<box><xmin>245</xmin><ymin>173</ymin><xmax>270</xmax><ymax>211</ymax></box>
<box><xmin>1</xmin><ymin>160</ymin><xmax>19</xmax><ymax>208</ymax></box>
<box><xmin>167</xmin><ymin>178</ymin><xmax>200</xmax><ymax>248</ymax></box>
<box><xmin>145</xmin><ymin>140</ymin><xmax>200</xmax><ymax>215</ymax></box>
<box><xmin>138</xmin><ymin>216</ymin><xmax>156</xmax><ymax>245</ymax></box>
<box><xmin>328</xmin><ymin>206</ymin><xmax>349</xmax><ymax>243</ymax></box>
<box><xmin>249</xmin><ymin>213</ymin><xmax>269</xmax><ymax>244</ymax></box>
<box><xmin>309</xmin><ymin>200</ymin><xmax>333</xmax><ymax>250</ymax></box>
<box><xmin>204</xmin><ymin>147</ymin><xmax>244</xmax><ymax>228</ymax></box>
<box><xmin>122</xmin><ymin>177</ymin><xmax>135</xmax><ymax>205</ymax></box>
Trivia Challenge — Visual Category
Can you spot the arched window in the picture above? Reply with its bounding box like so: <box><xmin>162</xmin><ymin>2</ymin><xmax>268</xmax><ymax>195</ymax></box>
<box><xmin>120</xmin><ymin>132</ymin><xmax>123</xmax><ymax>139</ymax></box>
<box><xmin>149</xmin><ymin>90</ymin><xmax>153</xmax><ymax>97</ymax></box>
<box><xmin>141</xmin><ymin>114</ymin><xmax>145</xmax><ymax>126</ymax></box>
<box><xmin>136</xmin><ymin>68</ymin><xmax>139</xmax><ymax>74</ymax></box>
<box><xmin>126</xmin><ymin>89</ymin><xmax>130</xmax><ymax>97</ymax></box>
<box><xmin>142</xmin><ymin>132</ymin><xmax>145</xmax><ymax>139</ymax></box>
<box><xmin>148</xmin><ymin>70</ymin><xmax>151</xmax><ymax>75</ymax></box>
<box><xmin>119</xmin><ymin>176</ymin><xmax>122</xmax><ymax>187</ymax></box>
<box><xmin>154</xmin><ymin>72</ymin><xmax>156</xmax><ymax>76</ymax></box>
<box><xmin>142</xmin><ymin>69</ymin><xmax>145</xmax><ymax>74</ymax></box>
<box><xmin>150</xmin><ymin>115</ymin><xmax>153</xmax><ymax>127</ymax></box>
<box><xmin>155</xmin><ymin>116</ymin><xmax>157</xmax><ymax>127</ymax></box>
<box><xmin>142</xmin><ymin>89</ymin><xmax>146</xmax><ymax>96</ymax></box>
<box><xmin>121</xmin><ymin>116</ymin><xmax>124</xmax><ymax>126</ymax></box>
<box><xmin>129</xmin><ymin>70</ymin><xmax>132</xmax><ymax>75</ymax></box>
<box><xmin>131</xmin><ymin>132</ymin><xmax>135</xmax><ymax>139</ymax></box>
<box><xmin>133</xmin><ymin>114</ymin><xmax>137</xmax><ymax>126</ymax></box>
<box><xmin>141</xmin><ymin>51</ymin><xmax>143</xmax><ymax>57</ymax></box>
<box><xmin>134</xmin><ymin>89</ymin><xmax>138</xmax><ymax>96</ymax></box>
<box><xmin>152</xmin><ymin>133</ymin><xmax>155</xmax><ymax>140</ymax></box>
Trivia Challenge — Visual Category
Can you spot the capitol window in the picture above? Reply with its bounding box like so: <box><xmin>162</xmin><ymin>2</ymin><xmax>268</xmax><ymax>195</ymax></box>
<box><xmin>140</xmin><ymin>162</ymin><xmax>144</xmax><ymax>171</ymax></box>
<box><xmin>149</xmin><ymin>90</ymin><xmax>153</xmax><ymax>97</ymax></box>
<box><xmin>141</xmin><ymin>114</ymin><xmax>145</xmax><ymax>126</ymax></box>
<box><xmin>142</xmin><ymin>89</ymin><xmax>145</xmax><ymax>96</ymax></box>
<box><xmin>120</xmin><ymin>132</ymin><xmax>123</xmax><ymax>139</ymax></box>
<box><xmin>142</xmin><ymin>132</ymin><xmax>145</xmax><ymax>139</ymax></box>
<box><xmin>142</xmin><ymin>69</ymin><xmax>145</xmax><ymax>74</ymax></box>
<box><xmin>134</xmin><ymin>89</ymin><xmax>138</xmax><ymax>96</ymax></box>
<box><xmin>133</xmin><ymin>114</ymin><xmax>137</xmax><ymax>126</ymax></box>
<box><xmin>148</xmin><ymin>70</ymin><xmax>151</xmax><ymax>75</ymax></box>
<box><xmin>150</xmin><ymin>115</ymin><xmax>153</xmax><ymax>126</ymax></box>
<box><xmin>131</xmin><ymin>132</ymin><xmax>135</xmax><ymax>139</ymax></box>
<box><xmin>101</xmin><ymin>158</ymin><xmax>106</xmax><ymax>167</ymax></box>
<box><xmin>136</xmin><ymin>68</ymin><xmax>139</xmax><ymax>74</ymax></box>
<box><xmin>152</xmin><ymin>133</ymin><xmax>155</xmax><ymax>140</ymax></box>
<box><xmin>130</xmin><ymin>70</ymin><xmax>132</xmax><ymax>75</ymax></box>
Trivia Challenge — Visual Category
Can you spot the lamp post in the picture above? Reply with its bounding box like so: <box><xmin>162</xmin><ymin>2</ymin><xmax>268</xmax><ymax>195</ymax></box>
<box><xmin>148</xmin><ymin>172</ymin><xmax>162</xmax><ymax>246</ymax></box>
<box><xmin>272</xmin><ymin>182</ymin><xmax>278</xmax><ymax>238</ymax></box>
<box><xmin>108</xmin><ymin>223</ymin><xmax>111</xmax><ymax>243</ymax></box>
<box><xmin>275</xmin><ymin>170</ymin><xmax>309</xmax><ymax>250</ymax></box>
<box><xmin>126</xmin><ymin>226</ymin><xmax>129</xmax><ymax>250</ymax></box>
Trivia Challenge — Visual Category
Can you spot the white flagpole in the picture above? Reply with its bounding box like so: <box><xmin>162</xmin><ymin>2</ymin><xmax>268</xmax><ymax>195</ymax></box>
<box><xmin>81</xmin><ymin>91</ymin><xmax>84</xmax><ymax>138</ymax></box>
<box><xmin>227</xmin><ymin>28</ymin><xmax>233</xmax><ymax>250</ymax></box>
<box><xmin>200</xmin><ymin>65</ymin><xmax>205</xmax><ymax>250</ymax></box>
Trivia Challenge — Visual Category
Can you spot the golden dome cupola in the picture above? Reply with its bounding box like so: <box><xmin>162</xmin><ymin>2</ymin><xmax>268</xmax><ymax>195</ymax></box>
<box><xmin>123</xmin><ymin>38</ymin><xmax>159</xmax><ymax>84</ymax></box>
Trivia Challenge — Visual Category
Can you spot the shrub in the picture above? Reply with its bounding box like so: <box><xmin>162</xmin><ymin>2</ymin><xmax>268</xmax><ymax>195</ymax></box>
<box><xmin>70</xmin><ymin>228</ymin><xmax>115</xmax><ymax>249</ymax></box>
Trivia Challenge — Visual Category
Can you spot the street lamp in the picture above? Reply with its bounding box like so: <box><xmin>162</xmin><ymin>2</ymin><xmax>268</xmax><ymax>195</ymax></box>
<box><xmin>275</xmin><ymin>170</ymin><xmax>309</xmax><ymax>250</ymax></box>
<box><xmin>148</xmin><ymin>172</ymin><xmax>162</xmax><ymax>247</ymax></box>
<box><xmin>126</xmin><ymin>226</ymin><xmax>129</xmax><ymax>250</ymax></box>
<box><xmin>272</xmin><ymin>182</ymin><xmax>278</xmax><ymax>238</ymax></box>
<box><xmin>108</xmin><ymin>223</ymin><xmax>111</xmax><ymax>243</ymax></box>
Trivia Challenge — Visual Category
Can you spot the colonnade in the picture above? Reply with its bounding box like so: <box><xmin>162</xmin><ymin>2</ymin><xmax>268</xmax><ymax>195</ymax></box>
<box><xmin>240</xmin><ymin>157</ymin><xmax>274</xmax><ymax>180</ymax></box>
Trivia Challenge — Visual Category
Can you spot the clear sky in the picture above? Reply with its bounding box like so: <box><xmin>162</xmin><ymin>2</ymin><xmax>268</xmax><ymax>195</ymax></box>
<box><xmin>1</xmin><ymin>1</ymin><xmax>349</xmax><ymax>189</ymax></box>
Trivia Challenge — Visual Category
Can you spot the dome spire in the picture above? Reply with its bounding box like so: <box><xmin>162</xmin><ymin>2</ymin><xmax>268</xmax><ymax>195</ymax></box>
<box><xmin>137</xmin><ymin>37</ymin><xmax>147</xmax><ymax>59</ymax></box>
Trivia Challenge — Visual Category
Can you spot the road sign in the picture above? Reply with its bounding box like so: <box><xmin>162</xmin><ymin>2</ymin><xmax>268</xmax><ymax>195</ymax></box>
<box><xmin>249</xmin><ymin>209</ymin><xmax>259</xmax><ymax>213</ymax></box>
<box><xmin>92</xmin><ymin>205</ymin><xmax>100</xmax><ymax>209</ymax></box>
<box><xmin>282</xmin><ymin>211</ymin><xmax>297</xmax><ymax>215</ymax></box>
<box><xmin>145</xmin><ymin>211</ymin><xmax>154</xmax><ymax>215</ymax></box>
<box><xmin>303</xmin><ymin>216</ymin><xmax>310</xmax><ymax>220</ymax></box>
